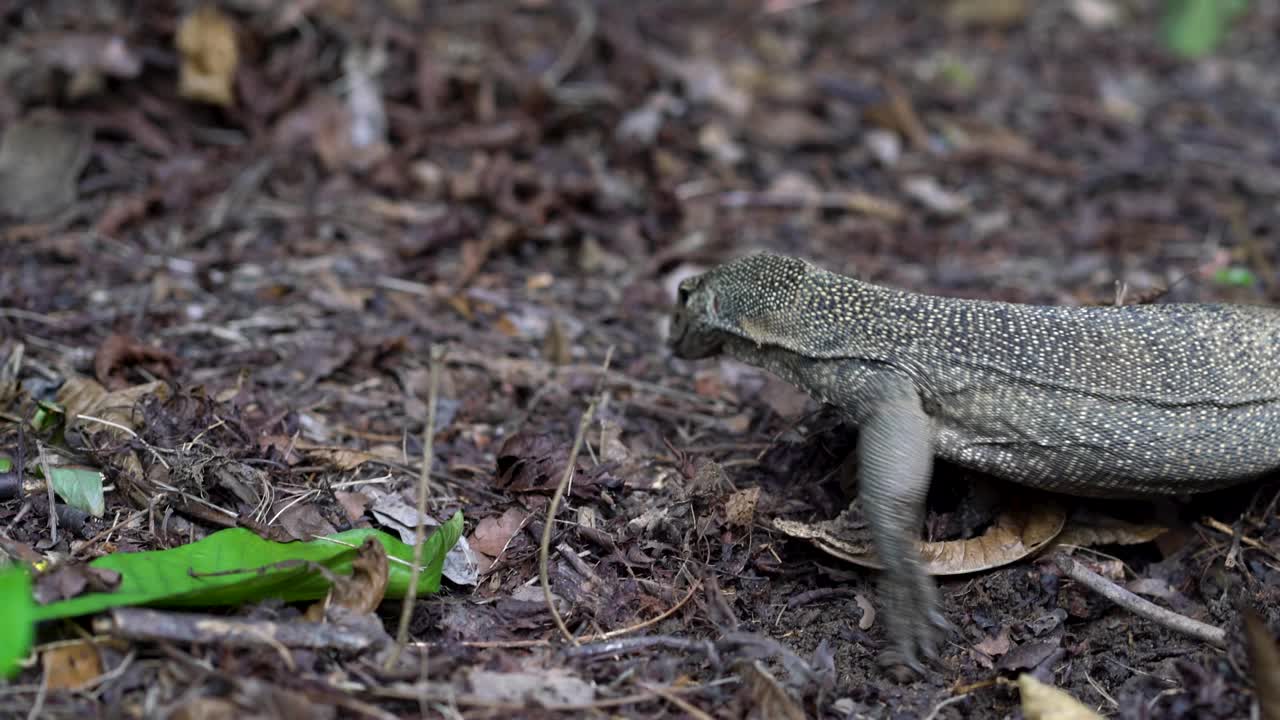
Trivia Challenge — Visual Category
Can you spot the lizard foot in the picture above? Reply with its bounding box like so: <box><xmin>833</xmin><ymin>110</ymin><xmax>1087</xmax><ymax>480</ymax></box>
<box><xmin>876</xmin><ymin>565</ymin><xmax>953</xmax><ymax>680</ymax></box>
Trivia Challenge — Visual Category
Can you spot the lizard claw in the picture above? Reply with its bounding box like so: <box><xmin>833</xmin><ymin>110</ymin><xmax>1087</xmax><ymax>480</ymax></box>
<box><xmin>875</xmin><ymin>564</ymin><xmax>953</xmax><ymax>680</ymax></box>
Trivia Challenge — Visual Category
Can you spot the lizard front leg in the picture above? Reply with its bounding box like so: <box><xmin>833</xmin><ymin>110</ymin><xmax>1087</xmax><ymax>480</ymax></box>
<box><xmin>855</xmin><ymin>373</ymin><xmax>948</xmax><ymax>675</ymax></box>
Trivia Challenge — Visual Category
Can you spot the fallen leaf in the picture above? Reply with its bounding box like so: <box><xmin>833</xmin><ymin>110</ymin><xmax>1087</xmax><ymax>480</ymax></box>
<box><xmin>854</xmin><ymin>593</ymin><xmax>876</xmax><ymax>630</ymax></box>
<box><xmin>1053</xmin><ymin>510</ymin><xmax>1167</xmax><ymax>548</ymax></box>
<box><xmin>176</xmin><ymin>4</ymin><xmax>239</xmax><ymax>107</ymax></box>
<box><xmin>725</xmin><ymin>487</ymin><xmax>760</xmax><ymax>528</ymax></box>
<box><xmin>0</xmin><ymin>118</ymin><xmax>91</xmax><ymax>221</ymax></box>
<box><xmin>1018</xmin><ymin>673</ymin><xmax>1104</xmax><ymax>720</ymax></box>
<box><xmin>741</xmin><ymin>661</ymin><xmax>806</xmax><ymax>720</ymax></box>
<box><xmin>25</xmin><ymin>32</ymin><xmax>142</xmax><ymax>78</ymax></box>
<box><xmin>947</xmin><ymin>0</ymin><xmax>1028</xmax><ymax>28</ymax></box>
<box><xmin>974</xmin><ymin>626</ymin><xmax>1012</xmax><ymax>658</ymax></box>
<box><xmin>902</xmin><ymin>175</ymin><xmax>971</xmax><ymax>216</ymax></box>
<box><xmin>1070</xmin><ymin>0</ymin><xmax>1121</xmax><ymax>28</ymax></box>
<box><xmin>1244</xmin><ymin>607</ymin><xmax>1280</xmax><ymax>720</ymax></box>
<box><xmin>93</xmin><ymin>334</ymin><xmax>180</xmax><ymax>390</ymax></box>
<box><xmin>470</xmin><ymin>507</ymin><xmax>528</xmax><ymax>557</ymax></box>
<box><xmin>467</xmin><ymin>669</ymin><xmax>595</xmax><ymax>706</ymax></box>
<box><xmin>369</xmin><ymin>491</ymin><xmax>480</xmax><ymax>586</ymax></box>
<box><xmin>334</xmin><ymin>491</ymin><xmax>371</xmax><ymax>523</ymax></box>
<box><xmin>42</xmin><ymin>640</ymin><xmax>102</xmax><ymax>691</ymax></box>
<box><xmin>306</xmin><ymin>536</ymin><xmax>388</xmax><ymax>619</ymax></box>
<box><xmin>34</xmin><ymin>565</ymin><xmax>121</xmax><ymax>604</ymax></box>
<box><xmin>775</xmin><ymin>500</ymin><xmax>1066</xmax><ymax>575</ymax></box>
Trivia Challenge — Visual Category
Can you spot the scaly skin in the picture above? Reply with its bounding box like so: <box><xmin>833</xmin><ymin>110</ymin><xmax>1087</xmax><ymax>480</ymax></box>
<box><xmin>668</xmin><ymin>252</ymin><xmax>1280</xmax><ymax>673</ymax></box>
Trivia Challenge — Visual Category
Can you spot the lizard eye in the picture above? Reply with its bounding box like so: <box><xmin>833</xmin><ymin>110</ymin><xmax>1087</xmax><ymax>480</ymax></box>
<box><xmin>677</xmin><ymin>284</ymin><xmax>692</xmax><ymax>306</ymax></box>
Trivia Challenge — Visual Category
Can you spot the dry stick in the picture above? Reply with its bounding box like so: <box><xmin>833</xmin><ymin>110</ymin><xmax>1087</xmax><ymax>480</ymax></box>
<box><xmin>386</xmin><ymin>344</ymin><xmax>446</xmax><ymax>670</ymax></box>
<box><xmin>541</xmin><ymin>346</ymin><xmax>614</xmax><ymax>645</ymax></box>
<box><xmin>1053</xmin><ymin>553</ymin><xmax>1226</xmax><ymax>648</ymax></box>
<box><xmin>36</xmin><ymin>442</ymin><xmax>57</xmax><ymax>546</ymax></box>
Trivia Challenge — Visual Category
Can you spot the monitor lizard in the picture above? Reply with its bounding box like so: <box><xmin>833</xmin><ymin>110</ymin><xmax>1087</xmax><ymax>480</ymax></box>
<box><xmin>667</xmin><ymin>252</ymin><xmax>1280</xmax><ymax>674</ymax></box>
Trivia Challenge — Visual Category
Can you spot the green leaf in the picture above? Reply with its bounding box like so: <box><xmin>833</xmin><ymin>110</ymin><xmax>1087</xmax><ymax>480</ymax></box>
<box><xmin>48</xmin><ymin>466</ymin><xmax>105</xmax><ymax>517</ymax></box>
<box><xmin>1161</xmin><ymin>0</ymin><xmax>1248</xmax><ymax>58</ymax></box>
<box><xmin>0</xmin><ymin>567</ymin><xmax>35</xmax><ymax>678</ymax></box>
<box><xmin>0</xmin><ymin>455</ymin><xmax>12</xmax><ymax>473</ymax></box>
<box><xmin>30</xmin><ymin>400</ymin><xmax>64</xmax><ymax>433</ymax></box>
<box><xmin>34</xmin><ymin>512</ymin><xmax>464</xmax><ymax>622</ymax></box>
<box><xmin>1212</xmin><ymin>266</ymin><xmax>1257</xmax><ymax>287</ymax></box>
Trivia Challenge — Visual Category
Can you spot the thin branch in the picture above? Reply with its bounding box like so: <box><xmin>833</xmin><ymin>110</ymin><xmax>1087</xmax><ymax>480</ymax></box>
<box><xmin>541</xmin><ymin>346</ymin><xmax>614</xmax><ymax>645</ymax></box>
<box><xmin>1054</xmin><ymin>552</ymin><xmax>1226</xmax><ymax>648</ymax></box>
<box><xmin>37</xmin><ymin>442</ymin><xmax>57</xmax><ymax>546</ymax></box>
<box><xmin>386</xmin><ymin>344</ymin><xmax>446</xmax><ymax>670</ymax></box>
<box><xmin>540</xmin><ymin>0</ymin><xmax>596</xmax><ymax>90</ymax></box>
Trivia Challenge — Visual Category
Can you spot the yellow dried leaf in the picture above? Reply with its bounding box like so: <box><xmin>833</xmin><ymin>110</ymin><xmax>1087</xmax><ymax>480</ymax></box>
<box><xmin>176</xmin><ymin>4</ymin><xmax>238</xmax><ymax>107</ymax></box>
<box><xmin>1018</xmin><ymin>673</ymin><xmax>1104</xmax><ymax>720</ymax></box>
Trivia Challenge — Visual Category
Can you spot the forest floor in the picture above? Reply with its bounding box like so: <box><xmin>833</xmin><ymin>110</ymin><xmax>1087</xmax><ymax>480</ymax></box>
<box><xmin>3</xmin><ymin>1</ymin><xmax>1280</xmax><ymax>718</ymax></box>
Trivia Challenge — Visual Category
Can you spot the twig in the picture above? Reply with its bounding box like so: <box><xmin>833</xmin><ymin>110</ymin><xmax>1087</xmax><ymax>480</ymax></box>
<box><xmin>642</xmin><ymin>682</ymin><xmax>714</xmax><ymax>720</ymax></box>
<box><xmin>922</xmin><ymin>693</ymin><xmax>970</xmax><ymax>720</ymax></box>
<box><xmin>1054</xmin><ymin>553</ymin><xmax>1226</xmax><ymax>648</ymax></box>
<box><xmin>717</xmin><ymin>189</ymin><xmax>906</xmax><ymax>222</ymax></box>
<box><xmin>76</xmin><ymin>413</ymin><xmax>171</xmax><ymax>470</ymax></box>
<box><xmin>593</xmin><ymin>575</ymin><xmax>701</xmax><ymax>641</ymax></box>
<box><xmin>541</xmin><ymin>346</ymin><xmax>614</xmax><ymax>645</ymax></box>
<box><xmin>386</xmin><ymin>344</ymin><xmax>446</xmax><ymax>670</ymax></box>
<box><xmin>37</xmin><ymin>442</ymin><xmax>57</xmax><ymax>546</ymax></box>
<box><xmin>540</xmin><ymin>0</ymin><xmax>596</xmax><ymax>89</ymax></box>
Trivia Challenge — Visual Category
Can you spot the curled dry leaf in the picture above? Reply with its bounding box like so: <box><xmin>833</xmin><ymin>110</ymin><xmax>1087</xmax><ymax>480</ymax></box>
<box><xmin>1052</xmin><ymin>509</ymin><xmax>1168</xmax><ymax>548</ymax></box>
<box><xmin>93</xmin><ymin>334</ymin><xmax>180</xmax><ymax>390</ymax></box>
<box><xmin>1017</xmin><ymin>673</ymin><xmax>1103</xmax><ymax>720</ymax></box>
<box><xmin>773</xmin><ymin>500</ymin><xmax>1066</xmax><ymax>575</ymax></box>
<box><xmin>741</xmin><ymin>661</ymin><xmax>807</xmax><ymax>720</ymax></box>
<box><xmin>176</xmin><ymin>4</ymin><xmax>239</xmax><ymax>107</ymax></box>
<box><xmin>725</xmin><ymin>486</ymin><xmax>760</xmax><ymax>528</ymax></box>
<box><xmin>307</xmin><ymin>536</ymin><xmax>389</xmax><ymax>620</ymax></box>
<box><xmin>1243</xmin><ymin>607</ymin><xmax>1280</xmax><ymax>720</ymax></box>
<box><xmin>854</xmin><ymin>593</ymin><xmax>876</xmax><ymax>630</ymax></box>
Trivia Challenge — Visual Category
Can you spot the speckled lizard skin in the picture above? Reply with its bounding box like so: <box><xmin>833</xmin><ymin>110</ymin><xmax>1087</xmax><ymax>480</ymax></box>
<box><xmin>668</xmin><ymin>252</ymin><xmax>1280</xmax><ymax>672</ymax></box>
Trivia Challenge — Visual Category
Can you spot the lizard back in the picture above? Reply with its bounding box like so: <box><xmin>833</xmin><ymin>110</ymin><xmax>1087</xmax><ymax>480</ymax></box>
<box><xmin>699</xmin><ymin>253</ymin><xmax>1280</xmax><ymax>494</ymax></box>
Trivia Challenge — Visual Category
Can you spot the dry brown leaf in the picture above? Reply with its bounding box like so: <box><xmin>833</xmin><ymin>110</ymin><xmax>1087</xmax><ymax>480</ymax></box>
<box><xmin>974</xmin><ymin>626</ymin><xmax>1012</xmax><ymax>659</ymax></box>
<box><xmin>1244</xmin><ymin>607</ymin><xmax>1280</xmax><ymax>720</ymax></box>
<box><xmin>1017</xmin><ymin>673</ymin><xmax>1104</xmax><ymax>720</ymax></box>
<box><xmin>42</xmin><ymin>640</ymin><xmax>103</xmax><ymax>691</ymax></box>
<box><xmin>1053</xmin><ymin>510</ymin><xmax>1168</xmax><ymax>548</ymax></box>
<box><xmin>56</xmin><ymin>377</ymin><xmax>169</xmax><ymax>487</ymax></box>
<box><xmin>307</xmin><ymin>447</ymin><xmax>378</xmax><ymax>471</ymax></box>
<box><xmin>306</xmin><ymin>536</ymin><xmax>388</xmax><ymax>620</ymax></box>
<box><xmin>947</xmin><ymin>0</ymin><xmax>1028</xmax><ymax>28</ymax></box>
<box><xmin>469</xmin><ymin>507</ymin><xmax>527</xmax><ymax>558</ymax></box>
<box><xmin>741</xmin><ymin>661</ymin><xmax>806</xmax><ymax>720</ymax></box>
<box><xmin>334</xmin><ymin>491</ymin><xmax>371</xmax><ymax>523</ymax></box>
<box><xmin>726</xmin><ymin>487</ymin><xmax>761</xmax><ymax>528</ymax></box>
<box><xmin>93</xmin><ymin>333</ymin><xmax>179</xmax><ymax>390</ymax></box>
<box><xmin>774</xmin><ymin>501</ymin><xmax>1066</xmax><ymax>576</ymax></box>
<box><xmin>176</xmin><ymin>4</ymin><xmax>238</xmax><ymax>107</ymax></box>
<box><xmin>854</xmin><ymin>593</ymin><xmax>876</xmax><ymax>630</ymax></box>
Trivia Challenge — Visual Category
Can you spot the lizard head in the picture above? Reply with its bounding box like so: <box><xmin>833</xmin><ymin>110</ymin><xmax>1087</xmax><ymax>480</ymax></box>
<box><xmin>668</xmin><ymin>271</ymin><xmax>725</xmax><ymax>359</ymax></box>
<box><xmin>669</xmin><ymin>252</ymin><xmax>817</xmax><ymax>359</ymax></box>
